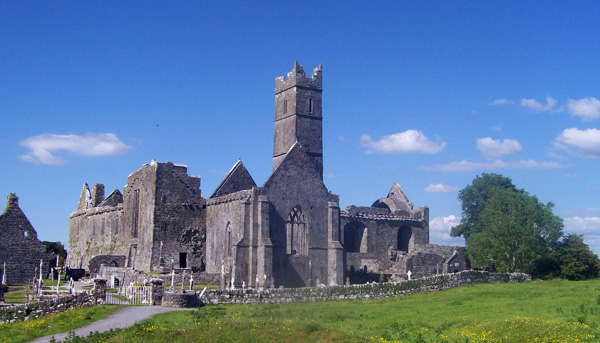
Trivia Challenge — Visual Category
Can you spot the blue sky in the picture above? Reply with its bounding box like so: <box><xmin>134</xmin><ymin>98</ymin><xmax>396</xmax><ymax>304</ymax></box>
<box><xmin>1</xmin><ymin>2</ymin><xmax>599</xmax><ymax>253</ymax></box>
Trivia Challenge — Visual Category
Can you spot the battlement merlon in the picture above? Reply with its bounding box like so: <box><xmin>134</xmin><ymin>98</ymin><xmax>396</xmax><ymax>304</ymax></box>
<box><xmin>275</xmin><ymin>62</ymin><xmax>322</xmax><ymax>94</ymax></box>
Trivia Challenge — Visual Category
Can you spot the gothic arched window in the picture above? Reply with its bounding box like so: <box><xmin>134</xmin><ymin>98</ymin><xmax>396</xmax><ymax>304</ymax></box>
<box><xmin>286</xmin><ymin>206</ymin><xmax>307</xmax><ymax>255</ymax></box>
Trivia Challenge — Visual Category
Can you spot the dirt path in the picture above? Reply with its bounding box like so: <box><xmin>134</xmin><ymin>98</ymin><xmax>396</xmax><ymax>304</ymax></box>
<box><xmin>30</xmin><ymin>306</ymin><xmax>192</xmax><ymax>343</ymax></box>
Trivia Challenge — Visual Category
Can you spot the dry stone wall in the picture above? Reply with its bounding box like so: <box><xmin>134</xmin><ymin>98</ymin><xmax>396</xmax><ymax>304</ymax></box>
<box><xmin>200</xmin><ymin>271</ymin><xmax>530</xmax><ymax>305</ymax></box>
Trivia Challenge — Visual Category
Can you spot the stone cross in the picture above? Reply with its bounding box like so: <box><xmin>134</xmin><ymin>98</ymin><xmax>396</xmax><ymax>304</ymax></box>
<box><xmin>169</xmin><ymin>268</ymin><xmax>175</xmax><ymax>292</ymax></box>
<box><xmin>2</xmin><ymin>262</ymin><xmax>6</xmax><ymax>285</ymax></box>
<box><xmin>37</xmin><ymin>260</ymin><xmax>43</xmax><ymax>296</ymax></box>
<box><xmin>407</xmin><ymin>270</ymin><xmax>412</xmax><ymax>280</ymax></box>
<box><xmin>230</xmin><ymin>264</ymin><xmax>236</xmax><ymax>290</ymax></box>
<box><xmin>159</xmin><ymin>241</ymin><xmax>165</xmax><ymax>267</ymax></box>
<box><xmin>220</xmin><ymin>260</ymin><xmax>226</xmax><ymax>290</ymax></box>
<box><xmin>56</xmin><ymin>274</ymin><xmax>61</xmax><ymax>295</ymax></box>
<box><xmin>189</xmin><ymin>274</ymin><xmax>194</xmax><ymax>291</ymax></box>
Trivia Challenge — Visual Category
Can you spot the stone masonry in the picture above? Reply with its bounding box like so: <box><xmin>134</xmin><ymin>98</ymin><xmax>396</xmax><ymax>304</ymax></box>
<box><xmin>0</xmin><ymin>194</ymin><xmax>53</xmax><ymax>285</ymax></box>
<box><xmin>67</xmin><ymin>62</ymin><xmax>466</xmax><ymax>288</ymax></box>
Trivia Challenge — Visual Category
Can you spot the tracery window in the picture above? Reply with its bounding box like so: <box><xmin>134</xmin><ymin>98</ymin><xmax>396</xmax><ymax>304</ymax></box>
<box><xmin>286</xmin><ymin>206</ymin><xmax>307</xmax><ymax>255</ymax></box>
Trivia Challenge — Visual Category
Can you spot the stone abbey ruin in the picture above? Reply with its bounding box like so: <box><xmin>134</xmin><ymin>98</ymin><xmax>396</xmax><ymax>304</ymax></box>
<box><xmin>0</xmin><ymin>194</ymin><xmax>54</xmax><ymax>285</ymax></box>
<box><xmin>67</xmin><ymin>62</ymin><xmax>466</xmax><ymax>288</ymax></box>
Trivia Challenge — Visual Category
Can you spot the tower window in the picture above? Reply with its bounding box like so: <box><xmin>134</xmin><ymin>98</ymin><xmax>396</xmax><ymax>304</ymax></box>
<box><xmin>283</xmin><ymin>99</ymin><xmax>288</xmax><ymax>114</ymax></box>
<box><xmin>308</xmin><ymin>98</ymin><xmax>313</xmax><ymax>114</ymax></box>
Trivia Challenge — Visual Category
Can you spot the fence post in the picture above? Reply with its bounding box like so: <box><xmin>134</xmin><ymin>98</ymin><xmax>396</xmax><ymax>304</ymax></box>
<box><xmin>150</xmin><ymin>279</ymin><xmax>164</xmax><ymax>306</ymax></box>
<box><xmin>92</xmin><ymin>278</ymin><xmax>107</xmax><ymax>304</ymax></box>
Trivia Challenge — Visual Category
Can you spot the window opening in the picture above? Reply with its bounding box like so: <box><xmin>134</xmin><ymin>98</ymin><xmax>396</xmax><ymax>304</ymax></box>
<box><xmin>397</xmin><ymin>226</ymin><xmax>412</xmax><ymax>252</ymax></box>
<box><xmin>132</xmin><ymin>189</ymin><xmax>140</xmax><ymax>238</ymax></box>
<box><xmin>286</xmin><ymin>206</ymin><xmax>307</xmax><ymax>255</ymax></box>
<box><xmin>344</xmin><ymin>222</ymin><xmax>367</xmax><ymax>253</ymax></box>
<box><xmin>179</xmin><ymin>252</ymin><xmax>188</xmax><ymax>268</ymax></box>
<box><xmin>225</xmin><ymin>222</ymin><xmax>232</xmax><ymax>258</ymax></box>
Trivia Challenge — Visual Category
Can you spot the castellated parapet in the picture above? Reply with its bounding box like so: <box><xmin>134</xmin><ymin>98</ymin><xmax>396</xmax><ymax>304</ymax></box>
<box><xmin>275</xmin><ymin>61</ymin><xmax>322</xmax><ymax>93</ymax></box>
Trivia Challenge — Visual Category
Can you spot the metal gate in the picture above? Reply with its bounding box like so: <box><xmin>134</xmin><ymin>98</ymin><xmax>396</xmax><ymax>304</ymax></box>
<box><xmin>106</xmin><ymin>283</ymin><xmax>151</xmax><ymax>305</ymax></box>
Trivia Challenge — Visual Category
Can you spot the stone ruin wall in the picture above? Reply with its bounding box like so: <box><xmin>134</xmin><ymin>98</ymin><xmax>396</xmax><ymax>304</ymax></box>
<box><xmin>0</xmin><ymin>194</ymin><xmax>53</xmax><ymax>285</ymax></box>
<box><xmin>150</xmin><ymin>162</ymin><xmax>205</xmax><ymax>272</ymax></box>
<box><xmin>67</xmin><ymin>161</ymin><xmax>206</xmax><ymax>274</ymax></box>
<box><xmin>205</xmin><ymin>191</ymin><xmax>252</xmax><ymax>278</ymax></box>
<box><xmin>67</xmin><ymin>204</ymin><xmax>123</xmax><ymax>270</ymax></box>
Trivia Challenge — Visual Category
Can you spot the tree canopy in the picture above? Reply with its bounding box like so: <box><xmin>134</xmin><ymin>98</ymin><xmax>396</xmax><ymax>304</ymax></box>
<box><xmin>452</xmin><ymin>173</ymin><xmax>600</xmax><ymax>280</ymax></box>
<box><xmin>557</xmin><ymin>234</ymin><xmax>600</xmax><ymax>280</ymax></box>
<box><xmin>42</xmin><ymin>241</ymin><xmax>67</xmax><ymax>266</ymax></box>
<box><xmin>450</xmin><ymin>173</ymin><xmax>522</xmax><ymax>241</ymax></box>
<box><xmin>465</xmin><ymin>187</ymin><xmax>563</xmax><ymax>276</ymax></box>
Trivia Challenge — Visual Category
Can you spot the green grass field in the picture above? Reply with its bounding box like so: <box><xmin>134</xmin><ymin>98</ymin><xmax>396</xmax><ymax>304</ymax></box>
<box><xmin>0</xmin><ymin>306</ymin><xmax>122</xmax><ymax>343</ymax></box>
<box><xmin>3</xmin><ymin>279</ymin><xmax>600</xmax><ymax>342</ymax></box>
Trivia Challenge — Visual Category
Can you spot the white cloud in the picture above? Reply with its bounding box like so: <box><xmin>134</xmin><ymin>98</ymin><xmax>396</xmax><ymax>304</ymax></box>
<box><xmin>490</xmin><ymin>98</ymin><xmax>514</xmax><ymax>105</ymax></box>
<box><xmin>422</xmin><ymin>159</ymin><xmax>567</xmax><ymax>172</ymax></box>
<box><xmin>429</xmin><ymin>215</ymin><xmax>465</xmax><ymax>245</ymax></box>
<box><xmin>424</xmin><ymin>184</ymin><xmax>459</xmax><ymax>193</ymax></box>
<box><xmin>476</xmin><ymin>137</ymin><xmax>522</xmax><ymax>159</ymax></box>
<box><xmin>566</xmin><ymin>97</ymin><xmax>600</xmax><ymax>121</ymax></box>
<box><xmin>19</xmin><ymin>133</ymin><xmax>132</xmax><ymax>165</ymax></box>
<box><xmin>521</xmin><ymin>96</ymin><xmax>557</xmax><ymax>112</ymax></box>
<box><xmin>360</xmin><ymin>130</ymin><xmax>446</xmax><ymax>154</ymax></box>
<box><xmin>563</xmin><ymin>217</ymin><xmax>600</xmax><ymax>254</ymax></box>
<box><xmin>554</xmin><ymin>128</ymin><xmax>600</xmax><ymax>159</ymax></box>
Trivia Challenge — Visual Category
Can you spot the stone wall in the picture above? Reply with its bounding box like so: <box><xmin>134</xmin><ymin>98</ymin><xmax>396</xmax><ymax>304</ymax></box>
<box><xmin>68</xmin><ymin>161</ymin><xmax>205</xmax><ymax>274</ymax></box>
<box><xmin>0</xmin><ymin>194</ymin><xmax>54</xmax><ymax>285</ymax></box>
<box><xmin>0</xmin><ymin>293</ymin><xmax>97</xmax><ymax>323</ymax></box>
<box><xmin>88</xmin><ymin>255</ymin><xmax>126</xmax><ymax>276</ymax></box>
<box><xmin>200</xmin><ymin>270</ymin><xmax>530</xmax><ymax>305</ymax></box>
<box><xmin>0</xmin><ymin>278</ymin><xmax>107</xmax><ymax>324</ymax></box>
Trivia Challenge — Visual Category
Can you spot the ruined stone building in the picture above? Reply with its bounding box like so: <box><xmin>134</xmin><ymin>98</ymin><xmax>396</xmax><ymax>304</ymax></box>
<box><xmin>0</xmin><ymin>194</ymin><xmax>53</xmax><ymax>285</ymax></box>
<box><xmin>67</xmin><ymin>62</ymin><xmax>466</xmax><ymax>287</ymax></box>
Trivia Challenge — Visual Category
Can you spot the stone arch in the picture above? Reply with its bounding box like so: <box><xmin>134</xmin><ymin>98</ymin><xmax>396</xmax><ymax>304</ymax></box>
<box><xmin>286</xmin><ymin>206</ymin><xmax>307</xmax><ymax>256</ymax></box>
<box><xmin>343</xmin><ymin>221</ymin><xmax>368</xmax><ymax>253</ymax></box>
<box><xmin>397</xmin><ymin>225</ymin><xmax>412</xmax><ymax>252</ymax></box>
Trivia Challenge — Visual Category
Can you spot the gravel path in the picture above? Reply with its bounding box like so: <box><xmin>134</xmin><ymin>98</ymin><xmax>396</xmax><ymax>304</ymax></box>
<box><xmin>30</xmin><ymin>306</ymin><xmax>193</xmax><ymax>343</ymax></box>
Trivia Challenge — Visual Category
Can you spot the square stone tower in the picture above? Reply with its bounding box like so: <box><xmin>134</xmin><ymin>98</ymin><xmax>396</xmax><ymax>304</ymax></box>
<box><xmin>273</xmin><ymin>62</ymin><xmax>323</xmax><ymax>179</ymax></box>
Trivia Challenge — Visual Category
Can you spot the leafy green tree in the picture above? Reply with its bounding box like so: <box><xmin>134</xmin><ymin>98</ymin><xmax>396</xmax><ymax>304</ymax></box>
<box><xmin>557</xmin><ymin>234</ymin><xmax>600</xmax><ymax>280</ymax></box>
<box><xmin>451</xmin><ymin>173</ymin><xmax>522</xmax><ymax>241</ymax></box>
<box><xmin>42</xmin><ymin>241</ymin><xmax>68</xmax><ymax>266</ymax></box>
<box><xmin>466</xmin><ymin>188</ymin><xmax>563</xmax><ymax>277</ymax></box>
